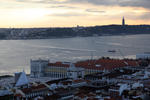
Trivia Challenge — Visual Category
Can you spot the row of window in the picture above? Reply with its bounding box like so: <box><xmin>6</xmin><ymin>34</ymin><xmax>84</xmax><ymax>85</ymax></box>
<box><xmin>44</xmin><ymin>72</ymin><xmax>68</xmax><ymax>78</ymax></box>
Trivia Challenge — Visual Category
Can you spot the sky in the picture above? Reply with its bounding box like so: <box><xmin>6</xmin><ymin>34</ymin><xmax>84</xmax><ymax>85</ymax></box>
<box><xmin>0</xmin><ymin>0</ymin><xmax>150</xmax><ymax>28</ymax></box>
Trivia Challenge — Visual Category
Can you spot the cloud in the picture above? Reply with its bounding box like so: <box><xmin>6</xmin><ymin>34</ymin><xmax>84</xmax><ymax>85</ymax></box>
<box><xmin>48</xmin><ymin>5</ymin><xmax>77</xmax><ymax>9</ymax></box>
<box><xmin>139</xmin><ymin>12</ymin><xmax>150</xmax><ymax>19</ymax></box>
<box><xmin>118</xmin><ymin>0</ymin><xmax>150</xmax><ymax>9</ymax></box>
<box><xmin>14</xmin><ymin>0</ymin><xmax>67</xmax><ymax>4</ymax></box>
<box><xmin>86</xmin><ymin>9</ymin><xmax>106</xmax><ymax>13</ymax></box>
<box><xmin>14</xmin><ymin>0</ymin><xmax>150</xmax><ymax>9</ymax></box>
<box><xmin>48</xmin><ymin>12</ymin><xmax>88</xmax><ymax>17</ymax></box>
<box><xmin>121</xmin><ymin>11</ymin><xmax>150</xmax><ymax>20</ymax></box>
<box><xmin>105</xmin><ymin>11</ymin><xmax>150</xmax><ymax>20</ymax></box>
<box><xmin>68</xmin><ymin>0</ymin><xmax>150</xmax><ymax>9</ymax></box>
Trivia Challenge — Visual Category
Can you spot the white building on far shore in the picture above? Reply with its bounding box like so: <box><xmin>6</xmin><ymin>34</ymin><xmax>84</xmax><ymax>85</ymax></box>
<box><xmin>136</xmin><ymin>53</ymin><xmax>150</xmax><ymax>59</ymax></box>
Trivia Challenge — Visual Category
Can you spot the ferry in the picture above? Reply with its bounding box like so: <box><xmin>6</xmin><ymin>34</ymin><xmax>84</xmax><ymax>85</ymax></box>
<box><xmin>108</xmin><ymin>50</ymin><xmax>116</xmax><ymax>53</ymax></box>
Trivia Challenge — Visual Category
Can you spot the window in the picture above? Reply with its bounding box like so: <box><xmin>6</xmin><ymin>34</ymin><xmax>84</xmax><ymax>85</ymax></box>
<box><xmin>69</xmin><ymin>73</ymin><xmax>72</xmax><ymax>76</ymax></box>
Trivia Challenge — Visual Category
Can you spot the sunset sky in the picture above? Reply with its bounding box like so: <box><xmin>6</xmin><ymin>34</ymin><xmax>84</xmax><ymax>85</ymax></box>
<box><xmin>0</xmin><ymin>0</ymin><xmax>150</xmax><ymax>28</ymax></box>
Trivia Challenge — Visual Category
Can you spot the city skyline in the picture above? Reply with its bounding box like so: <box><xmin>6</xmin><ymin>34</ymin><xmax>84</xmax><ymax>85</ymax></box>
<box><xmin>0</xmin><ymin>0</ymin><xmax>150</xmax><ymax>28</ymax></box>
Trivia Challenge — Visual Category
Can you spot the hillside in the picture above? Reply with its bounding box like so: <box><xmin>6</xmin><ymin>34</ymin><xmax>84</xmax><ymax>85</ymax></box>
<box><xmin>0</xmin><ymin>25</ymin><xmax>150</xmax><ymax>39</ymax></box>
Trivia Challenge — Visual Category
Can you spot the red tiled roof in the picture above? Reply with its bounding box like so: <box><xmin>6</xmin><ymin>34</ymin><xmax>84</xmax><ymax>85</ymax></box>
<box><xmin>31</xmin><ymin>84</ymin><xmax>46</xmax><ymax>90</ymax></box>
<box><xmin>48</xmin><ymin>59</ymin><xmax>139</xmax><ymax>71</ymax></box>
<box><xmin>48</xmin><ymin>62</ymin><xmax>70</xmax><ymax>68</ymax></box>
<box><xmin>87</xmin><ymin>98</ymin><xmax>98</xmax><ymax>100</ymax></box>
<box><xmin>104</xmin><ymin>99</ymin><xmax>115</xmax><ymax>100</ymax></box>
<box><xmin>104</xmin><ymin>96</ymin><xmax>122</xmax><ymax>100</ymax></box>
<box><xmin>75</xmin><ymin>59</ymin><xmax>139</xmax><ymax>70</ymax></box>
<box><xmin>75</xmin><ymin>93</ymin><xmax>86</xmax><ymax>98</ymax></box>
<box><xmin>15</xmin><ymin>94</ymin><xmax>22</xmax><ymax>97</ymax></box>
<box><xmin>22</xmin><ymin>84</ymin><xmax>47</xmax><ymax>94</ymax></box>
<box><xmin>61</xmin><ymin>81</ymin><xmax>72</xmax><ymax>85</ymax></box>
<box><xmin>73</xmin><ymin>79</ymin><xmax>86</xmax><ymax>83</ymax></box>
<box><xmin>87</xmin><ymin>93</ymin><xmax>96</xmax><ymax>97</ymax></box>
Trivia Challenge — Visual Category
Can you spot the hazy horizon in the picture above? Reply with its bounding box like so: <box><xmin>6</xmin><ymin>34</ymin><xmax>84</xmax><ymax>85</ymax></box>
<box><xmin>1</xmin><ymin>24</ymin><xmax>150</xmax><ymax>29</ymax></box>
<box><xmin>0</xmin><ymin>0</ymin><xmax>150</xmax><ymax>28</ymax></box>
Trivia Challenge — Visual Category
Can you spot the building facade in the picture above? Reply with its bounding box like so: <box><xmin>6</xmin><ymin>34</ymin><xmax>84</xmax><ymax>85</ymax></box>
<box><xmin>30</xmin><ymin>58</ymin><xmax>139</xmax><ymax>79</ymax></box>
<box><xmin>30</xmin><ymin>60</ymin><xmax>85</xmax><ymax>79</ymax></box>
<box><xmin>30</xmin><ymin>59</ymin><xmax>49</xmax><ymax>78</ymax></box>
<box><xmin>67</xmin><ymin>63</ymin><xmax>84</xmax><ymax>79</ymax></box>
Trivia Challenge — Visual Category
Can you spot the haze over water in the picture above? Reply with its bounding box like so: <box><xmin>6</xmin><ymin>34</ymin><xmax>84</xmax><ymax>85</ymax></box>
<box><xmin>0</xmin><ymin>34</ymin><xmax>150</xmax><ymax>75</ymax></box>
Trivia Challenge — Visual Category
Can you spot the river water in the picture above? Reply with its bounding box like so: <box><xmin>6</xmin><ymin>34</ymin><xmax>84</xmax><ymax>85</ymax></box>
<box><xmin>0</xmin><ymin>34</ymin><xmax>150</xmax><ymax>75</ymax></box>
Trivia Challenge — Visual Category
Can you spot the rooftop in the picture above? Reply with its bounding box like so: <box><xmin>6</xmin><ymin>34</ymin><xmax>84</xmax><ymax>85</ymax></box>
<box><xmin>47</xmin><ymin>58</ymin><xmax>139</xmax><ymax>71</ymax></box>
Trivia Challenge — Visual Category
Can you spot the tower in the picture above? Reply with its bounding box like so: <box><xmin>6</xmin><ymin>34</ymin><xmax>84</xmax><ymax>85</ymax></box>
<box><xmin>67</xmin><ymin>63</ymin><xmax>85</xmax><ymax>79</ymax></box>
<box><xmin>30</xmin><ymin>59</ymin><xmax>49</xmax><ymax>78</ymax></box>
<box><xmin>122</xmin><ymin>17</ymin><xmax>125</xmax><ymax>26</ymax></box>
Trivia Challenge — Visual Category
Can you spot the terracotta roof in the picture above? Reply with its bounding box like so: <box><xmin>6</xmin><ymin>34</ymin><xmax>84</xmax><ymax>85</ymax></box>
<box><xmin>15</xmin><ymin>94</ymin><xmax>22</xmax><ymax>97</ymax></box>
<box><xmin>105</xmin><ymin>98</ymin><xmax>121</xmax><ymax>100</ymax></box>
<box><xmin>47</xmin><ymin>58</ymin><xmax>139</xmax><ymax>71</ymax></box>
<box><xmin>105</xmin><ymin>96</ymin><xmax>122</xmax><ymax>100</ymax></box>
<box><xmin>22</xmin><ymin>84</ymin><xmax>47</xmax><ymax>94</ymax></box>
<box><xmin>75</xmin><ymin>59</ymin><xmax>139</xmax><ymax>70</ymax></box>
<box><xmin>30</xmin><ymin>84</ymin><xmax>46</xmax><ymax>90</ymax></box>
<box><xmin>61</xmin><ymin>80</ymin><xmax>72</xmax><ymax>85</ymax></box>
<box><xmin>48</xmin><ymin>62</ymin><xmax>70</xmax><ymax>68</ymax></box>
<box><xmin>73</xmin><ymin>79</ymin><xmax>86</xmax><ymax>83</ymax></box>
<box><xmin>75</xmin><ymin>93</ymin><xmax>86</xmax><ymax>98</ymax></box>
<box><xmin>87</xmin><ymin>98</ymin><xmax>98</xmax><ymax>100</ymax></box>
<box><xmin>46</xmin><ymin>78</ymin><xmax>68</xmax><ymax>85</ymax></box>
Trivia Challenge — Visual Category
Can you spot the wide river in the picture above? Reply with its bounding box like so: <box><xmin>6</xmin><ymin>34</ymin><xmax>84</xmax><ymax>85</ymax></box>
<box><xmin>0</xmin><ymin>34</ymin><xmax>150</xmax><ymax>75</ymax></box>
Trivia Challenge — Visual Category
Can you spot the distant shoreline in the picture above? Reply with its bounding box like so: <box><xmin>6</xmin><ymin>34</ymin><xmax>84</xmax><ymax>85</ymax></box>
<box><xmin>0</xmin><ymin>24</ymin><xmax>150</xmax><ymax>29</ymax></box>
<box><xmin>0</xmin><ymin>25</ymin><xmax>150</xmax><ymax>40</ymax></box>
<box><xmin>0</xmin><ymin>33</ymin><xmax>150</xmax><ymax>40</ymax></box>
<box><xmin>0</xmin><ymin>75</ymin><xmax>13</xmax><ymax>79</ymax></box>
